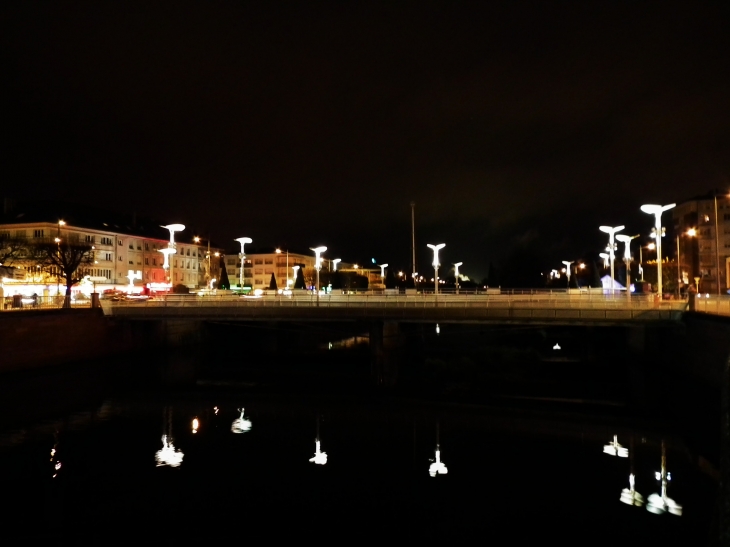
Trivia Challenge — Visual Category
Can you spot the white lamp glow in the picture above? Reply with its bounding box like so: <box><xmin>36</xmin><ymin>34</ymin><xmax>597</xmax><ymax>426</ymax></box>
<box><xmin>599</xmin><ymin>225</ymin><xmax>625</xmax><ymax>294</ymax></box>
<box><xmin>641</xmin><ymin>203</ymin><xmax>676</xmax><ymax>298</ymax></box>
<box><xmin>427</xmin><ymin>243</ymin><xmax>445</xmax><ymax>295</ymax></box>
<box><xmin>234</xmin><ymin>237</ymin><xmax>253</xmax><ymax>289</ymax></box>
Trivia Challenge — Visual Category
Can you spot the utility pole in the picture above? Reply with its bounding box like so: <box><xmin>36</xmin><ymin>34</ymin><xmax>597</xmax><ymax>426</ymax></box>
<box><xmin>411</xmin><ymin>202</ymin><xmax>416</xmax><ymax>280</ymax></box>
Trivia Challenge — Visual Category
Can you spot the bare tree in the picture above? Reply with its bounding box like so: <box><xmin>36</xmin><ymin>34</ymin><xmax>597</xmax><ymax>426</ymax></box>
<box><xmin>30</xmin><ymin>237</ymin><xmax>94</xmax><ymax>307</ymax></box>
<box><xmin>0</xmin><ymin>235</ymin><xmax>30</xmax><ymax>267</ymax></box>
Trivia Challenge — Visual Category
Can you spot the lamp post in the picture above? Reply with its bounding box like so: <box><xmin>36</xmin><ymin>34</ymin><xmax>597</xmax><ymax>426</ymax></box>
<box><xmin>599</xmin><ymin>225</ymin><xmax>625</xmax><ymax>295</ymax></box>
<box><xmin>162</xmin><ymin>224</ymin><xmax>185</xmax><ymax>288</ymax></box>
<box><xmin>426</xmin><ymin>243</ymin><xmax>445</xmax><ymax>295</ymax></box>
<box><xmin>676</xmin><ymin>228</ymin><xmax>697</xmax><ymax>298</ymax></box>
<box><xmin>561</xmin><ymin>261</ymin><xmax>574</xmax><ymax>289</ymax></box>
<box><xmin>616</xmin><ymin>234</ymin><xmax>639</xmax><ymax>297</ymax></box>
<box><xmin>453</xmin><ymin>262</ymin><xmax>463</xmax><ymax>294</ymax></box>
<box><xmin>379</xmin><ymin>263</ymin><xmax>388</xmax><ymax>281</ymax></box>
<box><xmin>292</xmin><ymin>265</ymin><xmax>300</xmax><ymax>289</ymax></box>
<box><xmin>194</xmin><ymin>236</ymin><xmax>213</xmax><ymax>289</ymax></box>
<box><xmin>332</xmin><ymin>258</ymin><xmax>341</xmax><ymax>271</ymax></box>
<box><xmin>234</xmin><ymin>237</ymin><xmax>252</xmax><ymax>290</ymax></box>
<box><xmin>310</xmin><ymin>246</ymin><xmax>327</xmax><ymax>304</ymax></box>
<box><xmin>641</xmin><ymin>203</ymin><xmax>676</xmax><ymax>299</ymax></box>
<box><xmin>276</xmin><ymin>248</ymin><xmax>289</xmax><ymax>290</ymax></box>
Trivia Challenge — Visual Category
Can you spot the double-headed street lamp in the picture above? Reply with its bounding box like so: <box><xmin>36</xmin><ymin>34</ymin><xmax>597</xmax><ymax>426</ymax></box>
<box><xmin>641</xmin><ymin>203</ymin><xmax>676</xmax><ymax>299</ymax></box>
<box><xmin>234</xmin><ymin>237</ymin><xmax>252</xmax><ymax>289</ymax></box>
<box><xmin>427</xmin><ymin>243</ymin><xmax>445</xmax><ymax>295</ymax></box>
<box><xmin>599</xmin><ymin>225</ymin><xmax>625</xmax><ymax>295</ymax></box>
<box><xmin>616</xmin><ymin>234</ymin><xmax>639</xmax><ymax>296</ymax></box>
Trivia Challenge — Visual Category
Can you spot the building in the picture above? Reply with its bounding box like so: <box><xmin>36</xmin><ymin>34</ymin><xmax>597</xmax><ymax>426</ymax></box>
<box><xmin>673</xmin><ymin>190</ymin><xmax>729</xmax><ymax>294</ymax></box>
<box><xmin>0</xmin><ymin>199</ymin><xmax>222</xmax><ymax>298</ymax></box>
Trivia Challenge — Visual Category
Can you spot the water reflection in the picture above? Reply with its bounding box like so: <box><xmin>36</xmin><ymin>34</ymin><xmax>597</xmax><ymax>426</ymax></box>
<box><xmin>646</xmin><ymin>441</ymin><xmax>682</xmax><ymax>516</ymax></box>
<box><xmin>619</xmin><ymin>437</ymin><xmax>644</xmax><ymax>507</ymax></box>
<box><xmin>192</xmin><ymin>417</ymin><xmax>199</xmax><ymax>434</ymax></box>
<box><xmin>603</xmin><ymin>434</ymin><xmax>628</xmax><ymax>457</ymax></box>
<box><xmin>50</xmin><ymin>431</ymin><xmax>62</xmax><ymax>479</ymax></box>
<box><xmin>231</xmin><ymin>408</ymin><xmax>252</xmax><ymax>434</ymax></box>
<box><xmin>429</xmin><ymin>423</ymin><xmax>448</xmax><ymax>477</ymax></box>
<box><xmin>155</xmin><ymin>406</ymin><xmax>184</xmax><ymax>468</ymax></box>
<box><xmin>309</xmin><ymin>415</ymin><xmax>327</xmax><ymax>465</ymax></box>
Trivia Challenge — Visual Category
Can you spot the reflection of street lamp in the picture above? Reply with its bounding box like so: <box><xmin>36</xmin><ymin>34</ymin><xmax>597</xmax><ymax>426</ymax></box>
<box><xmin>646</xmin><ymin>441</ymin><xmax>682</xmax><ymax>516</ymax></box>
<box><xmin>641</xmin><ymin>203</ymin><xmax>676</xmax><ymax>298</ymax></box>
<box><xmin>429</xmin><ymin>423</ymin><xmax>448</xmax><ymax>477</ymax></box>
<box><xmin>426</xmin><ymin>243</ymin><xmax>445</xmax><ymax>295</ymax></box>
<box><xmin>599</xmin><ymin>225</ymin><xmax>625</xmax><ymax>295</ymax></box>
<box><xmin>234</xmin><ymin>237</ymin><xmax>252</xmax><ymax>289</ymax></box>
<box><xmin>453</xmin><ymin>262</ymin><xmax>463</xmax><ymax>293</ymax></box>
<box><xmin>231</xmin><ymin>408</ymin><xmax>252</xmax><ymax>434</ymax></box>
<box><xmin>310</xmin><ymin>246</ymin><xmax>327</xmax><ymax>302</ymax></box>
<box><xmin>309</xmin><ymin>416</ymin><xmax>327</xmax><ymax>465</ymax></box>
<box><xmin>603</xmin><ymin>434</ymin><xmax>628</xmax><ymax>457</ymax></box>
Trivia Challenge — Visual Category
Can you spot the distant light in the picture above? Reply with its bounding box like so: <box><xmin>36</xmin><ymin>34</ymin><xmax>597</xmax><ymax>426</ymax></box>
<box><xmin>192</xmin><ymin>417</ymin><xmax>199</xmax><ymax>434</ymax></box>
<box><xmin>371</xmin><ymin>258</ymin><xmax>376</xmax><ymax>263</ymax></box>
<box><xmin>231</xmin><ymin>408</ymin><xmax>252</xmax><ymax>434</ymax></box>
<box><xmin>553</xmin><ymin>343</ymin><xmax>561</xmax><ymax>350</ymax></box>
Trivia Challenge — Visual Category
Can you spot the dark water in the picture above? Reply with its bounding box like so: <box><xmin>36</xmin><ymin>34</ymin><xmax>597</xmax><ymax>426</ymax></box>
<box><xmin>0</xmin><ymin>358</ymin><xmax>720</xmax><ymax>545</ymax></box>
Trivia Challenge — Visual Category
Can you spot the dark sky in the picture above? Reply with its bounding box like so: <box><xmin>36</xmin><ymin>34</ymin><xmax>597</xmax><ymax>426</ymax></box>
<box><xmin>3</xmin><ymin>2</ymin><xmax>729</xmax><ymax>281</ymax></box>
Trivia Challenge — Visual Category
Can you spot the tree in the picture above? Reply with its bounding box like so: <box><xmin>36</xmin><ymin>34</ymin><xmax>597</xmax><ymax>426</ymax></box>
<box><xmin>294</xmin><ymin>264</ymin><xmax>306</xmax><ymax>289</ymax></box>
<box><xmin>384</xmin><ymin>268</ymin><xmax>397</xmax><ymax>289</ymax></box>
<box><xmin>218</xmin><ymin>255</ymin><xmax>230</xmax><ymax>290</ymax></box>
<box><xmin>31</xmin><ymin>237</ymin><xmax>94</xmax><ymax>308</ymax></box>
<box><xmin>0</xmin><ymin>235</ymin><xmax>29</xmax><ymax>267</ymax></box>
<box><xmin>268</xmin><ymin>272</ymin><xmax>278</xmax><ymax>290</ymax></box>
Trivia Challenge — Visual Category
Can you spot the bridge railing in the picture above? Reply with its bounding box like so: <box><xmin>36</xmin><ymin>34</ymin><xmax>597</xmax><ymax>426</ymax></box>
<box><xmin>103</xmin><ymin>291</ymin><xmax>687</xmax><ymax>311</ymax></box>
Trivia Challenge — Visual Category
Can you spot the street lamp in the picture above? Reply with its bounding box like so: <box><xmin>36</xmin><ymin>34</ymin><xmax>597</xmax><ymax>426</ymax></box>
<box><xmin>426</xmin><ymin>243</ymin><xmax>445</xmax><ymax>295</ymax></box>
<box><xmin>616</xmin><ymin>234</ymin><xmax>639</xmax><ymax>296</ymax></box>
<box><xmin>599</xmin><ymin>225</ymin><xmax>625</xmax><ymax>295</ymax></box>
<box><xmin>641</xmin><ymin>203</ymin><xmax>676</xmax><ymax>299</ymax></box>
<box><xmin>332</xmin><ymin>258</ymin><xmax>341</xmax><ymax>271</ymax></box>
<box><xmin>453</xmin><ymin>262</ymin><xmax>463</xmax><ymax>293</ymax></box>
<box><xmin>379</xmin><ymin>263</ymin><xmax>388</xmax><ymax>279</ymax></box>
<box><xmin>292</xmin><ymin>265</ymin><xmax>300</xmax><ymax>289</ymax></box>
<box><xmin>234</xmin><ymin>237</ymin><xmax>252</xmax><ymax>290</ymax></box>
<box><xmin>162</xmin><ymin>224</ymin><xmax>185</xmax><ymax>288</ymax></box>
<box><xmin>310</xmin><ymin>246</ymin><xmax>327</xmax><ymax>302</ymax></box>
<box><xmin>599</xmin><ymin>252</ymin><xmax>610</xmax><ymax>269</ymax></box>
<box><xmin>276</xmin><ymin>248</ymin><xmax>289</xmax><ymax>290</ymax></box>
<box><xmin>676</xmin><ymin>228</ymin><xmax>697</xmax><ymax>298</ymax></box>
<box><xmin>561</xmin><ymin>261</ymin><xmax>574</xmax><ymax>289</ymax></box>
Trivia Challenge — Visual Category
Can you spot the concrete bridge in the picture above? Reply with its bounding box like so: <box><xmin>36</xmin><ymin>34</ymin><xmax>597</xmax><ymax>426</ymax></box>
<box><xmin>100</xmin><ymin>291</ymin><xmax>687</xmax><ymax>326</ymax></box>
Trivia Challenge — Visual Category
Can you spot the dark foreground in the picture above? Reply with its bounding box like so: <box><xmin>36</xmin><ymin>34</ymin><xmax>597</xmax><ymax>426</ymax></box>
<box><xmin>0</xmin><ymin>354</ymin><xmax>720</xmax><ymax>545</ymax></box>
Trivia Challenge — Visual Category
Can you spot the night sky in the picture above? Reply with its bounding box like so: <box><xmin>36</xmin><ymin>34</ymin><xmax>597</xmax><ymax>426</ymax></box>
<box><xmin>3</xmin><ymin>2</ymin><xmax>729</xmax><ymax>282</ymax></box>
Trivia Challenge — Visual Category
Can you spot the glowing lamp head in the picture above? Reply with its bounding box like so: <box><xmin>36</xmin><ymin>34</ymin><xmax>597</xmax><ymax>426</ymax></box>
<box><xmin>332</xmin><ymin>258</ymin><xmax>341</xmax><ymax>271</ymax></box>
<box><xmin>686</xmin><ymin>228</ymin><xmax>696</xmax><ymax>237</ymax></box>
<box><xmin>162</xmin><ymin>224</ymin><xmax>185</xmax><ymax>245</ymax></box>
<box><xmin>310</xmin><ymin>246</ymin><xmax>327</xmax><ymax>270</ymax></box>
<box><xmin>427</xmin><ymin>243</ymin><xmax>446</xmax><ymax>267</ymax></box>
<box><xmin>379</xmin><ymin>263</ymin><xmax>389</xmax><ymax>277</ymax></box>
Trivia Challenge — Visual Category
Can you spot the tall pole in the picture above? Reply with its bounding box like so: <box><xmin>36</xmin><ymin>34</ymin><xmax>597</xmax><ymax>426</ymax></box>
<box><xmin>427</xmin><ymin>243</ymin><xmax>445</xmax><ymax>296</ymax></box>
<box><xmin>715</xmin><ymin>193</ymin><xmax>721</xmax><ymax>295</ymax></box>
<box><xmin>641</xmin><ymin>204</ymin><xmax>675</xmax><ymax>299</ymax></box>
<box><xmin>411</xmin><ymin>202</ymin><xmax>416</xmax><ymax>280</ymax></box>
<box><xmin>600</xmin><ymin>225</ymin><xmax>624</xmax><ymax>295</ymax></box>
<box><xmin>677</xmin><ymin>234</ymin><xmax>681</xmax><ymax>299</ymax></box>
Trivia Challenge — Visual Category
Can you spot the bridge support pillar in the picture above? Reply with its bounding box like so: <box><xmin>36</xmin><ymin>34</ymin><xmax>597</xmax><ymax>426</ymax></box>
<box><xmin>370</xmin><ymin>321</ymin><xmax>402</xmax><ymax>388</ymax></box>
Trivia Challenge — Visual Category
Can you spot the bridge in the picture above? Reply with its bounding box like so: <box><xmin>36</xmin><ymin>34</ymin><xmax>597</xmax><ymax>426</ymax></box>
<box><xmin>100</xmin><ymin>291</ymin><xmax>688</xmax><ymax>325</ymax></box>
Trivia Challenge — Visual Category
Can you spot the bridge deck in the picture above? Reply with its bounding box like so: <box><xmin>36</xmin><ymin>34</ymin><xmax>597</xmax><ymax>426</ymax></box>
<box><xmin>101</xmin><ymin>293</ymin><xmax>687</xmax><ymax>325</ymax></box>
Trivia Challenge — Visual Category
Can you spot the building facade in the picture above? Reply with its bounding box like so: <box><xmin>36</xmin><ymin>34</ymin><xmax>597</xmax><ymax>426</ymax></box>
<box><xmin>673</xmin><ymin>191</ymin><xmax>729</xmax><ymax>294</ymax></box>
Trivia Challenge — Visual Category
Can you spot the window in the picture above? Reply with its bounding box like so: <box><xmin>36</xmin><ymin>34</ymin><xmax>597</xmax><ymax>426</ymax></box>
<box><xmin>227</xmin><ymin>258</ymin><xmax>236</xmax><ymax>265</ymax></box>
<box><xmin>145</xmin><ymin>258</ymin><xmax>149</xmax><ymax>265</ymax></box>
<box><xmin>255</xmin><ymin>278</ymin><xmax>263</xmax><ymax>285</ymax></box>
<box><xmin>145</xmin><ymin>243</ymin><xmax>149</xmax><ymax>251</ymax></box>
<box><xmin>255</xmin><ymin>268</ymin><xmax>263</xmax><ymax>275</ymax></box>
<box><xmin>129</xmin><ymin>243</ymin><xmax>134</xmax><ymax>250</ymax></box>
<box><xmin>85</xmin><ymin>235</ymin><xmax>95</xmax><ymax>243</ymax></box>
<box><xmin>153</xmin><ymin>258</ymin><xmax>157</xmax><ymax>266</ymax></box>
<box><xmin>101</xmin><ymin>237</ymin><xmax>112</xmax><ymax>245</ymax></box>
<box><xmin>264</xmin><ymin>259</ymin><xmax>273</xmax><ymax>264</ymax></box>
<box><xmin>254</xmin><ymin>259</ymin><xmax>263</xmax><ymax>265</ymax></box>
<box><xmin>265</xmin><ymin>268</ymin><xmax>273</xmax><ymax>274</ymax></box>
<box><xmin>118</xmin><ymin>240</ymin><xmax>123</xmax><ymax>246</ymax></box>
<box><xmin>186</xmin><ymin>248</ymin><xmax>190</xmax><ymax>256</ymax></box>
<box><xmin>104</xmin><ymin>253</ymin><xmax>111</xmax><ymax>261</ymax></box>
<box><xmin>33</xmin><ymin>229</ymin><xmax>44</xmax><ymax>238</ymax></box>
<box><xmin>119</xmin><ymin>256</ymin><xmax>123</xmax><ymax>261</ymax></box>
<box><xmin>129</xmin><ymin>260</ymin><xmax>133</xmax><ymax>265</ymax></box>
